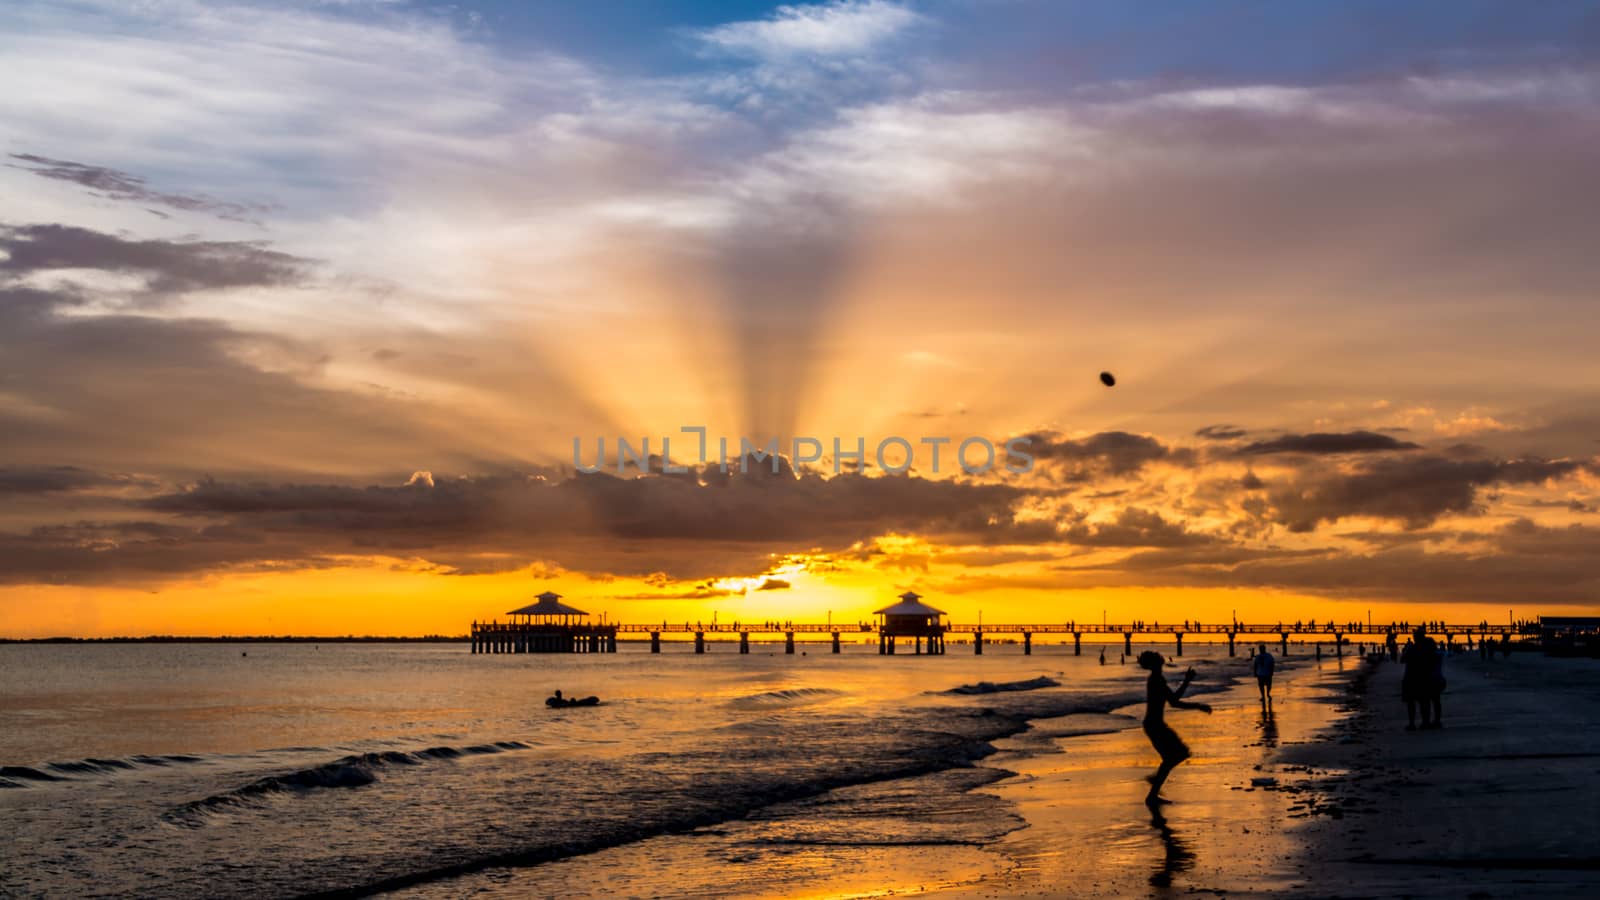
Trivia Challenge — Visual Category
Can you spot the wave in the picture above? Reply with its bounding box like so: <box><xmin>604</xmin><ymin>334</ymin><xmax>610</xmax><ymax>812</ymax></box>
<box><xmin>166</xmin><ymin>741</ymin><xmax>531</xmax><ymax>826</ymax></box>
<box><xmin>293</xmin><ymin>732</ymin><xmax>1011</xmax><ymax>900</ymax></box>
<box><xmin>944</xmin><ymin>676</ymin><xmax>1060</xmax><ymax>695</ymax></box>
<box><xmin>0</xmin><ymin>765</ymin><xmax>67</xmax><ymax>783</ymax></box>
<box><xmin>728</xmin><ymin>687</ymin><xmax>844</xmax><ymax>708</ymax></box>
<box><xmin>1</xmin><ymin>753</ymin><xmax>212</xmax><ymax>785</ymax></box>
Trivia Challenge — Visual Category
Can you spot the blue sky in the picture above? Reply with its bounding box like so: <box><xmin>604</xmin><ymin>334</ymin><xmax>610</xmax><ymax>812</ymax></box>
<box><xmin>428</xmin><ymin>0</ymin><xmax>1600</xmax><ymax>82</ymax></box>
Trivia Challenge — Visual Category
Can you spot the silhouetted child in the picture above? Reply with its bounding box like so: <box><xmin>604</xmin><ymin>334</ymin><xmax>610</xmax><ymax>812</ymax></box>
<box><xmin>1139</xmin><ymin>651</ymin><xmax>1212</xmax><ymax>805</ymax></box>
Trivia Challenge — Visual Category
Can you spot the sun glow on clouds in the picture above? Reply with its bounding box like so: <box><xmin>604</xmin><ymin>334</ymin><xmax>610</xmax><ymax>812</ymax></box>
<box><xmin>2</xmin><ymin>1</ymin><xmax>1600</xmax><ymax>635</ymax></box>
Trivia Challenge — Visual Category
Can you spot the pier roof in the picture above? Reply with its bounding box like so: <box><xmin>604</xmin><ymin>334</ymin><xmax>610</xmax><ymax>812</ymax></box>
<box><xmin>507</xmin><ymin>591</ymin><xmax>588</xmax><ymax>618</ymax></box>
<box><xmin>874</xmin><ymin>591</ymin><xmax>945</xmax><ymax>617</ymax></box>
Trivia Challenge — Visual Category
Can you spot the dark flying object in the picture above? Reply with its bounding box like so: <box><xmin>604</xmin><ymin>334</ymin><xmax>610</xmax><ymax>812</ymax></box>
<box><xmin>1099</xmin><ymin>371</ymin><xmax>1116</xmax><ymax>387</ymax></box>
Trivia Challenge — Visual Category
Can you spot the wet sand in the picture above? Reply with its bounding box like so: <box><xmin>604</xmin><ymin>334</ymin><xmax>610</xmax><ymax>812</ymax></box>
<box><xmin>948</xmin><ymin>650</ymin><xmax>1600</xmax><ymax>898</ymax></box>
<box><xmin>944</xmin><ymin>652</ymin><xmax>1361</xmax><ymax>897</ymax></box>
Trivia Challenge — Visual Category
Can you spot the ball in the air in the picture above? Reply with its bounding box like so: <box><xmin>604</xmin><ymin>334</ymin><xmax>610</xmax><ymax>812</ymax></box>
<box><xmin>1099</xmin><ymin>371</ymin><xmax>1116</xmax><ymax>387</ymax></box>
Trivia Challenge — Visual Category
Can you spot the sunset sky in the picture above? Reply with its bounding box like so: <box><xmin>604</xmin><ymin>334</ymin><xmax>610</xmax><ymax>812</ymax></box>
<box><xmin>3</xmin><ymin>0</ymin><xmax>1599</xmax><ymax>637</ymax></box>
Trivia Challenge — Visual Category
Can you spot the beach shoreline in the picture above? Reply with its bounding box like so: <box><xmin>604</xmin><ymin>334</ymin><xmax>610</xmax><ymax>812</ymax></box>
<box><xmin>939</xmin><ymin>648</ymin><xmax>1600</xmax><ymax>899</ymax></box>
<box><xmin>1280</xmin><ymin>651</ymin><xmax>1600</xmax><ymax>898</ymax></box>
<box><xmin>929</xmin><ymin>649</ymin><xmax>1363</xmax><ymax>898</ymax></box>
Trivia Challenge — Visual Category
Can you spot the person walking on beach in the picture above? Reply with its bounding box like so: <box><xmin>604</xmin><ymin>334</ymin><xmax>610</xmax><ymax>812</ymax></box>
<box><xmin>1252</xmin><ymin>644</ymin><xmax>1275</xmax><ymax>706</ymax></box>
<box><xmin>1138</xmin><ymin>651</ymin><xmax>1212</xmax><ymax>806</ymax></box>
<box><xmin>1401</xmin><ymin>626</ymin><xmax>1438</xmax><ymax>730</ymax></box>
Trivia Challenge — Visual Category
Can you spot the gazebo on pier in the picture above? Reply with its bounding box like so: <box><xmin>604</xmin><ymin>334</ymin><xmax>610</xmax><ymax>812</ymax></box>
<box><xmin>471</xmin><ymin>591</ymin><xmax>618</xmax><ymax>654</ymax></box>
<box><xmin>876</xmin><ymin>591</ymin><xmax>947</xmax><ymax>655</ymax></box>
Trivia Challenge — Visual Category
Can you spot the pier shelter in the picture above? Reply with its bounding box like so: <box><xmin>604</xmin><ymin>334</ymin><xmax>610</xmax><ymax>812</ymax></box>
<box><xmin>471</xmin><ymin>591</ymin><xmax>617</xmax><ymax>654</ymax></box>
<box><xmin>876</xmin><ymin>592</ymin><xmax>947</xmax><ymax>655</ymax></box>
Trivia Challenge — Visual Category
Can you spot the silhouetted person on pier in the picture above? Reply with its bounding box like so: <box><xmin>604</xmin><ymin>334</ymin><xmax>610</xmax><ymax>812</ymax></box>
<box><xmin>1429</xmin><ymin>638</ymin><xmax>1446</xmax><ymax>727</ymax></box>
<box><xmin>1252</xmin><ymin>644</ymin><xmax>1275</xmax><ymax>706</ymax></box>
<box><xmin>1139</xmin><ymin>651</ymin><xmax>1212</xmax><ymax>806</ymax></box>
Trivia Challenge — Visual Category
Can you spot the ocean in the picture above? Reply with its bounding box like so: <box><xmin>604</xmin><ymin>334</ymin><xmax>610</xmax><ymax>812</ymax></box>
<box><xmin>0</xmin><ymin>640</ymin><xmax>1241</xmax><ymax>897</ymax></box>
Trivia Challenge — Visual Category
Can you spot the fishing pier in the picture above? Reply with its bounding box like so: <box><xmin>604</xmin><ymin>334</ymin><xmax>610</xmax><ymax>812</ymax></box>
<box><xmin>471</xmin><ymin>591</ymin><xmax>1525</xmax><ymax>657</ymax></box>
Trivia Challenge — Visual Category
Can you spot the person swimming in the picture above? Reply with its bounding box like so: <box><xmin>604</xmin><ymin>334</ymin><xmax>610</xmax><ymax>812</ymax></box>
<box><xmin>1138</xmin><ymin>651</ymin><xmax>1212</xmax><ymax>806</ymax></box>
<box><xmin>546</xmin><ymin>689</ymin><xmax>600</xmax><ymax>709</ymax></box>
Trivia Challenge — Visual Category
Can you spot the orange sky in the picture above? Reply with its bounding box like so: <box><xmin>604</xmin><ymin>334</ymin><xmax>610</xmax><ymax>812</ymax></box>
<box><xmin>2</xmin><ymin>1</ymin><xmax>1599</xmax><ymax>637</ymax></box>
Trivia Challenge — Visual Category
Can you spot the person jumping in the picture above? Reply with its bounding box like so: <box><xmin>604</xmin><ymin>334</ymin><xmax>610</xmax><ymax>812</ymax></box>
<box><xmin>1139</xmin><ymin>651</ymin><xmax>1212</xmax><ymax>805</ymax></box>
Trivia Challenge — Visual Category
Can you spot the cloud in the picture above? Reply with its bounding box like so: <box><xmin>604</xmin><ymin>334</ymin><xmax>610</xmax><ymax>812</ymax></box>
<box><xmin>1063</xmin><ymin>520</ymin><xmax>1600</xmax><ymax>606</ymax></box>
<box><xmin>1270</xmin><ymin>456</ymin><xmax>1587</xmax><ymax>531</ymax></box>
<box><xmin>1195</xmin><ymin>424</ymin><xmax>1246</xmax><ymax>440</ymax></box>
<box><xmin>1237</xmin><ymin>430</ymin><xmax>1421</xmax><ymax>455</ymax></box>
<box><xmin>0</xmin><ymin>223</ymin><xmax>309</xmax><ymax>302</ymax></box>
<box><xmin>1061</xmin><ymin>507</ymin><xmax>1215</xmax><ymax>548</ymax></box>
<box><xmin>0</xmin><ymin>465</ymin><xmax>137</xmax><ymax>494</ymax></box>
<box><xmin>7</xmin><ymin>153</ymin><xmax>271</xmax><ymax>223</ymax></box>
<box><xmin>1021</xmin><ymin>431</ymin><xmax>1187</xmax><ymax>480</ymax></box>
<box><xmin>0</xmin><ymin>465</ymin><xmax>1048</xmax><ymax>585</ymax></box>
<box><xmin>696</xmin><ymin>1</ymin><xmax>921</xmax><ymax>58</ymax></box>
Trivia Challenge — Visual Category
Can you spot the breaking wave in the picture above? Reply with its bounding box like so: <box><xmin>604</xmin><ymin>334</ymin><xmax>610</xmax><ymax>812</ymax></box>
<box><xmin>728</xmin><ymin>687</ymin><xmax>844</xmax><ymax>708</ymax></box>
<box><xmin>944</xmin><ymin>676</ymin><xmax>1061</xmax><ymax>695</ymax></box>
<box><xmin>165</xmin><ymin>741</ymin><xmax>531</xmax><ymax>825</ymax></box>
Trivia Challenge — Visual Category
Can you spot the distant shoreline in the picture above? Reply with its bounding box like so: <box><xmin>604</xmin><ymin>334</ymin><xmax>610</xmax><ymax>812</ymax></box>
<box><xmin>0</xmin><ymin>635</ymin><xmax>469</xmax><ymax>644</ymax></box>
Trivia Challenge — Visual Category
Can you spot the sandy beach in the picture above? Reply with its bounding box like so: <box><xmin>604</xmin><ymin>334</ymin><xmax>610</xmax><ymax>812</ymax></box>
<box><xmin>940</xmin><ymin>650</ymin><xmax>1600</xmax><ymax>898</ymax></box>
<box><xmin>1283</xmin><ymin>651</ymin><xmax>1600</xmax><ymax>898</ymax></box>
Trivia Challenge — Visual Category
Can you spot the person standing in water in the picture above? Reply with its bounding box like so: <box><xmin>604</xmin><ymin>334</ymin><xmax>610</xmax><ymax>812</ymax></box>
<box><xmin>1252</xmin><ymin>644</ymin><xmax>1275</xmax><ymax>706</ymax></box>
<box><xmin>1139</xmin><ymin>651</ymin><xmax>1212</xmax><ymax>806</ymax></box>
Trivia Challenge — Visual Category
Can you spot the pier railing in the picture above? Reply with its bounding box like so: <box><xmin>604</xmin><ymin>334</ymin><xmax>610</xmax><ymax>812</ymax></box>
<box><xmin>473</xmin><ymin>618</ymin><xmax>1525</xmax><ymax>655</ymax></box>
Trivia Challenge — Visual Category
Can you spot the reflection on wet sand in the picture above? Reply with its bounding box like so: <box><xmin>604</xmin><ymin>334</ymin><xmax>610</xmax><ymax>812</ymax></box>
<box><xmin>1258</xmin><ymin>707</ymin><xmax>1278</xmax><ymax>749</ymax></box>
<box><xmin>1148</xmin><ymin>808</ymin><xmax>1195</xmax><ymax>889</ymax></box>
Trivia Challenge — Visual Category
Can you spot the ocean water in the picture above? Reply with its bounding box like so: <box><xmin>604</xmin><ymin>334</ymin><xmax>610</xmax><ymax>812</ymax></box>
<box><xmin>0</xmin><ymin>640</ymin><xmax>1238</xmax><ymax>897</ymax></box>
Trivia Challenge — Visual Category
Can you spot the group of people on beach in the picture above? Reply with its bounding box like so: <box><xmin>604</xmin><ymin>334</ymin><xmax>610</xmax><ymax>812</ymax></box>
<box><xmin>1399</xmin><ymin>625</ymin><xmax>1446</xmax><ymax>729</ymax></box>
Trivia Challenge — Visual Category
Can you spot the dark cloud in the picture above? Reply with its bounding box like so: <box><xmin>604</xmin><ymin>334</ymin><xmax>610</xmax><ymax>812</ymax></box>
<box><xmin>1195</xmin><ymin>424</ymin><xmax>1246</xmax><ymax>440</ymax></box>
<box><xmin>0</xmin><ymin>466</ymin><xmax>1044</xmax><ymax>584</ymax></box>
<box><xmin>8</xmin><ymin>154</ymin><xmax>270</xmax><ymax>223</ymax></box>
<box><xmin>0</xmin><ymin>520</ymin><xmax>332</xmax><ymax>585</ymax></box>
<box><xmin>1020</xmin><ymin>430</ymin><xmax>1186</xmax><ymax>480</ymax></box>
<box><xmin>1270</xmin><ymin>456</ymin><xmax>1586</xmax><ymax>531</ymax></box>
<box><xmin>1237</xmin><ymin>431</ymin><xmax>1421</xmax><ymax>455</ymax></box>
<box><xmin>1065</xmin><ymin>520</ymin><xmax>1600</xmax><ymax>606</ymax></box>
<box><xmin>0</xmin><ymin>465</ymin><xmax>138</xmax><ymax>494</ymax></box>
<box><xmin>0</xmin><ymin>284</ymin><xmax>454</xmax><ymax>476</ymax></box>
<box><xmin>0</xmin><ymin>223</ymin><xmax>309</xmax><ymax>300</ymax></box>
<box><xmin>1061</xmin><ymin>507</ymin><xmax>1214</xmax><ymax>548</ymax></box>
